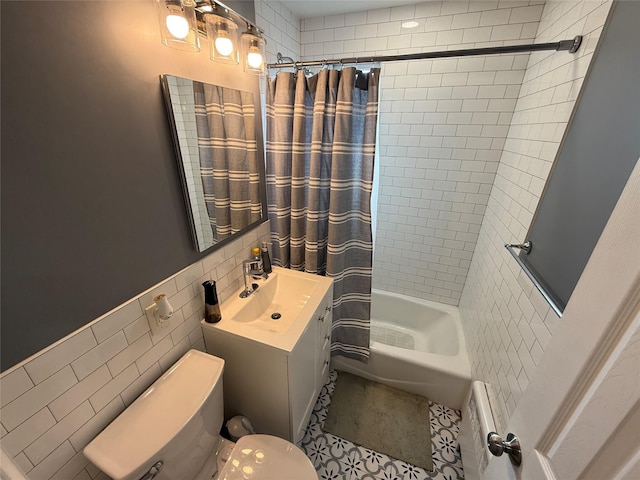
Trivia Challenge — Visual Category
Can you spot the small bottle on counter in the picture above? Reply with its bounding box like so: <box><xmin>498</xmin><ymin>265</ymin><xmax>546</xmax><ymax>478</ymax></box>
<box><xmin>202</xmin><ymin>281</ymin><xmax>222</xmax><ymax>324</ymax></box>
<box><xmin>250</xmin><ymin>247</ymin><xmax>263</xmax><ymax>278</ymax></box>
<box><xmin>261</xmin><ymin>242</ymin><xmax>272</xmax><ymax>274</ymax></box>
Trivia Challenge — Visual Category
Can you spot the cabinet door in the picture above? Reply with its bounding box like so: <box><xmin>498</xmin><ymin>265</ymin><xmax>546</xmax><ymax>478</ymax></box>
<box><xmin>289</xmin><ymin>312</ymin><xmax>320</xmax><ymax>443</ymax></box>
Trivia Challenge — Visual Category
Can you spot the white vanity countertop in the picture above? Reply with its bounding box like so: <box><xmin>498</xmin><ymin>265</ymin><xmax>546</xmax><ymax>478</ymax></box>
<box><xmin>200</xmin><ymin>267</ymin><xmax>333</xmax><ymax>353</ymax></box>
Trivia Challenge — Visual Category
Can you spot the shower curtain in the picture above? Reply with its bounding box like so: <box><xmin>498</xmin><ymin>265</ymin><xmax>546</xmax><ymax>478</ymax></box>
<box><xmin>194</xmin><ymin>82</ymin><xmax>262</xmax><ymax>240</ymax></box>
<box><xmin>266</xmin><ymin>67</ymin><xmax>380</xmax><ymax>363</ymax></box>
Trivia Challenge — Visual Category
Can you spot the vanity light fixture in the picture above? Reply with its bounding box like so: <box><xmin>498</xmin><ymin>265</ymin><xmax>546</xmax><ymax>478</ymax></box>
<box><xmin>155</xmin><ymin>0</ymin><xmax>267</xmax><ymax>75</ymax></box>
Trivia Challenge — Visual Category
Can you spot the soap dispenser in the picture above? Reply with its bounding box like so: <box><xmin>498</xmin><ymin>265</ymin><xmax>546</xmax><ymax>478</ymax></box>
<box><xmin>261</xmin><ymin>242</ymin><xmax>272</xmax><ymax>274</ymax></box>
<box><xmin>202</xmin><ymin>281</ymin><xmax>222</xmax><ymax>324</ymax></box>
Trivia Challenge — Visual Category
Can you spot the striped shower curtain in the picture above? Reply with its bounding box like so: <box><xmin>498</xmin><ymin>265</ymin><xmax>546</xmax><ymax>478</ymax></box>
<box><xmin>194</xmin><ymin>82</ymin><xmax>262</xmax><ymax>240</ymax></box>
<box><xmin>266</xmin><ymin>67</ymin><xmax>380</xmax><ymax>363</ymax></box>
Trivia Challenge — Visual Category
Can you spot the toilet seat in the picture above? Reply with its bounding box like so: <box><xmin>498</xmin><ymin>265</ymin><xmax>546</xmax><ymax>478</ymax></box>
<box><xmin>217</xmin><ymin>434</ymin><xmax>317</xmax><ymax>479</ymax></box>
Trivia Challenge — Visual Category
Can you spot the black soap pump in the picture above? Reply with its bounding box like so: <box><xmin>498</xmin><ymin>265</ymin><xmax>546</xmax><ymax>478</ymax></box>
<box><xmin>202</xmin><ymin>281</ymin><xmax>222</xmax><ymax>324</ymax></box>
<box><xmin>261</xmin><ymin>242</ymin><xmax>272</xmax><ymax>274</ymax></box>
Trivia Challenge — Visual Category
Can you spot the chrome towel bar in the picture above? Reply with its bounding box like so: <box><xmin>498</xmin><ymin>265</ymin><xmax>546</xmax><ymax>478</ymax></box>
<box><xmin>504</xmin><ymin>241</ymin><xmax>532</xmax><ymax>255</ymax></box>
<box><xmin>504</xmin><ymin>241</ymin><xmax>563</xmax><ymax>317</ymax></box>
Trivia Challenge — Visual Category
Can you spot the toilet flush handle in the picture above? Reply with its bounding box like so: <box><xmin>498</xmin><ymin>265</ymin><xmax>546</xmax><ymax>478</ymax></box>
<box><xmin>139</xmin><ymin>461</ymin><xmax>163</xmax><ymax>480</ymax></box>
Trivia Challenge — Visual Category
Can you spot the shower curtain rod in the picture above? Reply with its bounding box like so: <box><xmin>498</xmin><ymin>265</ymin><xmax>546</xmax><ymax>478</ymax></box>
<box><xmin>267</xmin><ymin>35</ymin><xmax>582</xmax><ymax>70</ymax></box>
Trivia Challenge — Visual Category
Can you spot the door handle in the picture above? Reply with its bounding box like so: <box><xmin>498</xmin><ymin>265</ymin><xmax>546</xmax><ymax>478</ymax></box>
<box><xmin>487</xmin><ymin>432</ymin><xmax>522</xmax><ymax>466</ymax></box>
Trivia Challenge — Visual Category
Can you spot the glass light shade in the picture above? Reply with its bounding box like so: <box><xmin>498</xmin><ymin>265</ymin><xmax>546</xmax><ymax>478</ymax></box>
<box><xmin>205</xmin><ymin>14</ymin><xmax>239</xmax><ymax>64</ymax></box>
<box><xmin>241</xmin><ymin>32</ymin><xmax>266</xmax><ymax>75</ymax></box>
<box><xmin>155</xmin><ymin>0</ymin><xmax>199</xmax><ymax>52</ymax></box>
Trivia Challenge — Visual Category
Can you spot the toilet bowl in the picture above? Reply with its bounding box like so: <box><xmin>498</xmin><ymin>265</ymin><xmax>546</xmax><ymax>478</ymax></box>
<box><xmin>83</xmin><ymin>350</ymin><xmax>317</xmax><ymax>480</ymax></box>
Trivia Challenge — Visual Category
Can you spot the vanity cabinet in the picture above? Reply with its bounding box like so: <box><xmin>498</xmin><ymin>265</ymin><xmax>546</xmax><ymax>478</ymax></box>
<box><xmin>202</xmin><ymin>281</ymin><xmax>333</xmax><ymax>444</ymax></box>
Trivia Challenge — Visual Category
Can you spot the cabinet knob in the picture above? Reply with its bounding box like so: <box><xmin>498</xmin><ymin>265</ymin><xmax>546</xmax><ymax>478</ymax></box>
<box><xmin>325</xmin><ymin>305</ymin><xmax>332</xmax><ymax>313</ymax></box>
<box><xmin>318</xmin><ymin>315</ymin><xmax>325</xmax><ymax>322</ymax></box>
<box><xmin>325</xmin><ymin>334</ymin><xmax>330</xmax><ymax>341</ymax></box>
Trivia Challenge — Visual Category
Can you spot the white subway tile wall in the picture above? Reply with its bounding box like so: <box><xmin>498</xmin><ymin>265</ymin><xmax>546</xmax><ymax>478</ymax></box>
<box><xmin>0</xmin><ymin>222</ymin><xmax>271</xmax><ymax>480</ymax></box>
<box><xmin>298</xmin><ymin>1</ymin><xmax>547</xmax><ymax>305</ymax></box>
<box><xmin>254</xmin><ymin>0</ymin><xmax>301</xmax><ymax>65</ymax></box>
<box><xmin>459</xmin><ymin>0</ymin><xmax>613</xmax><ymax>429</ymax></box>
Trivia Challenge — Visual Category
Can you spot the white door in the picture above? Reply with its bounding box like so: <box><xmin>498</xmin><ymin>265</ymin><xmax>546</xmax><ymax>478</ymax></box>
<box><xmin>483</xmin><ymin>158</ymin><xmax>640</xmax><ymax>480</ymax></box>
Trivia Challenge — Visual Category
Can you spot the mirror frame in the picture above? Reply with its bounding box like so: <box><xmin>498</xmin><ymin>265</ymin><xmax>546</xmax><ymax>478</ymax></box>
<box><xmin>160</xmin><ymin>74</ymin><xmax>268</xmax><ymax>252</ymax></box>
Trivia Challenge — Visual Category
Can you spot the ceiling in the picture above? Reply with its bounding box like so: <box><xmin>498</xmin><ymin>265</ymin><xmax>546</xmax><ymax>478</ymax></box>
<box><xmin>279</xmin><ymin>0</ymin><xmax>430</xmax><ymax>19</ymax></box>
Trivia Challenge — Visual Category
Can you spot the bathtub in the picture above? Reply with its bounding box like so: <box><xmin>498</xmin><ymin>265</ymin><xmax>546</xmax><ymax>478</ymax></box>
<box><xmin>331</xmin><ymin>289</ymin><xmax>471</xmax><ymax>410</ymax></box>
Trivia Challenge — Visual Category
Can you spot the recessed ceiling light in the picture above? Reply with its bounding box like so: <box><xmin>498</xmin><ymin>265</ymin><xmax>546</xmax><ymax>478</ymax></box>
<box><xmin>401</xmin><ymin>21</ymin><xmax>420</xmax><ymax>29</ymax></box>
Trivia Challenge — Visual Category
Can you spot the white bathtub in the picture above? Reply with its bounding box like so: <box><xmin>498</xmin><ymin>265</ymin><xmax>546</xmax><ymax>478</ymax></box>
<box><xmin>331</xmin><ymin>289</ymin><xmax>471</xmax><ymax>410</ymax></box>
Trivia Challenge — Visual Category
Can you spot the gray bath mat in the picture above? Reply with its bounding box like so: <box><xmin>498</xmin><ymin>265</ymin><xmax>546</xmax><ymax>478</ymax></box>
<box><xmin>323</xmin><ymin>371</ymin><xmax>432</xmax><ymax>471</ymax></box>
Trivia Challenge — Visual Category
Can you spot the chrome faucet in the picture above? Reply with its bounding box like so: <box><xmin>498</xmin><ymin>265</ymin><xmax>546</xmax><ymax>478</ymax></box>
<box><xmin>239</xmin><ymin>259</ymin><xmax>267</xmax><ymax>298</ymax></box>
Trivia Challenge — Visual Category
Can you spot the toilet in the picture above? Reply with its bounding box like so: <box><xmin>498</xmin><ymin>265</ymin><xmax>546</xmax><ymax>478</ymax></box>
<box><xmin>83</xmin><ymin>350</ymin><xmax>317</xmax><ymax>480</ymax></box>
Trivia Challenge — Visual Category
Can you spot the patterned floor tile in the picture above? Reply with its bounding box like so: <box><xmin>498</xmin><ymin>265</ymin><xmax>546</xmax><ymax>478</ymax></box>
<box><xmin>301</xmin><ymin>370</ymin><xmax>465</xmax><ymax>480</ymax></box>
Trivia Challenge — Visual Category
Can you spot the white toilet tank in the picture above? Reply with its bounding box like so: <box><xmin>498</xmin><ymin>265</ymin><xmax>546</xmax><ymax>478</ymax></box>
<box><xmin>84</xmin><ymin>350</ymin><xmax>225</xmax><ymax>480</ymax></box>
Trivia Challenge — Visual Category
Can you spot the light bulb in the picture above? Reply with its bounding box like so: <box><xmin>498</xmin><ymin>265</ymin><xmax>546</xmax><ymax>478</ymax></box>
<box><xmin>166</xmin><ymin>14</ymin><xmax>189</xmax><ymax>39</ymax></box>
<box><xmin>214</xmin><ymin>25</ymin><xmax>234</xmax><ymax>57</ymax></box>
<box><xmin>215</xmin><ymin>35</ymin><xmax>234</xmax><ymax>56</ymax></box>
<box><xmin>247</xmin><ymin>47</ymin><xmax>263</xmax><ymax>69</ymax></box>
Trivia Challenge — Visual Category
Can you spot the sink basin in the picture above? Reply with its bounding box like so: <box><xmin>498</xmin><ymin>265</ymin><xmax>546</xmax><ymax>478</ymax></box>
<box><xmin>230</xmin><ymin>268</ymin><xmax>319</xmax><ymax>335</ymax></box>
<box><xmin>201</xmin><ymin>266</ymin><xmax>332</xmax><ymax>352</ymax></box>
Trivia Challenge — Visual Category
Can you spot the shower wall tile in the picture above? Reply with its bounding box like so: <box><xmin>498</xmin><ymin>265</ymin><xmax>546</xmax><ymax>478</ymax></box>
<box><xmin>255</xmin><ymin>0</ymin><xmax>301</xmax><ymax>66</ymax></box>
<box><xmin>299</xmin><ymin>0</ymin><xmax>544</xmax><ymax>306</ymax></box>
<box><xmin>459</xmin><ymin>0</ymin><xmax>613</xmax><ymax>430</ymax></box>
<box><xmin>0</xmin><ymin>222</ymin><xmax>271</xmax><ymax>480</ymax></box>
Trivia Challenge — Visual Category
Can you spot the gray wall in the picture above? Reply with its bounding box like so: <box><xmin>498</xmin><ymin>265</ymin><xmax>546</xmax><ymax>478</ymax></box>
<box><xmin>0</xmin><ymin>0</ymin><xmax>257</xmax><ymax>371</ymax></box>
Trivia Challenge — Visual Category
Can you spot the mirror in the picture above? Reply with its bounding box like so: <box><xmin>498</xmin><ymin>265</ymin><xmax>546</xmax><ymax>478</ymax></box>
<box><xmin>161</xmin><ymin>74</ymin><xmax>266</xmax><ymax>252</ymax></box>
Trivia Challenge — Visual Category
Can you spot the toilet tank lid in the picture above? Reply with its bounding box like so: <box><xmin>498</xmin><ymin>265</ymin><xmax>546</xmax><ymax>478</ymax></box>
<box><xmin>83</xmin><ymin>350</ymin><xmax>224</xmax><ymax>480</ymax></box>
